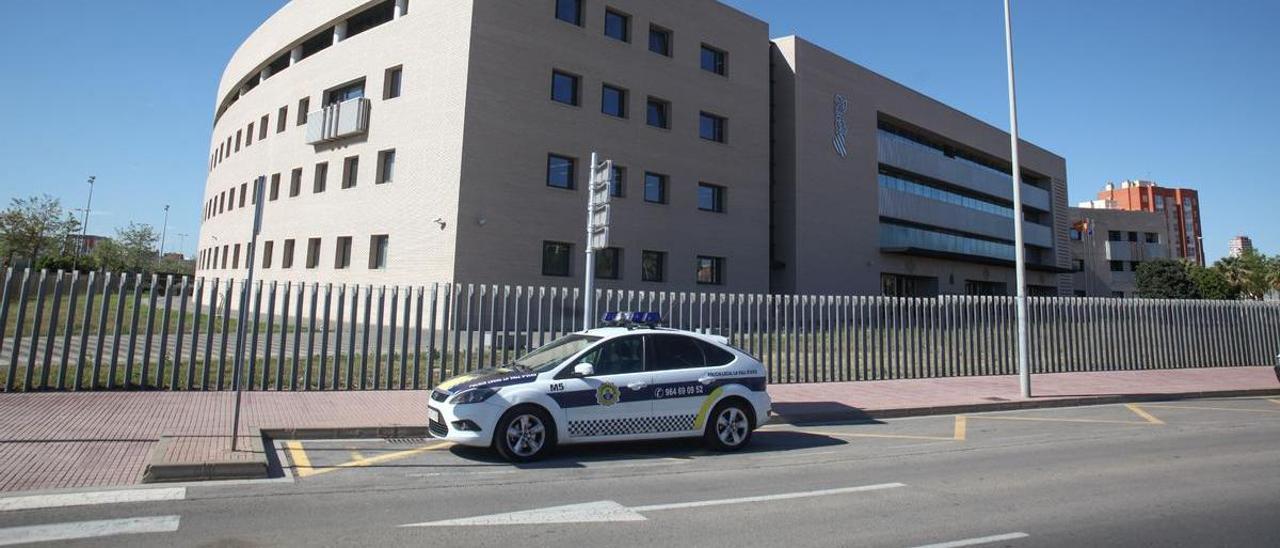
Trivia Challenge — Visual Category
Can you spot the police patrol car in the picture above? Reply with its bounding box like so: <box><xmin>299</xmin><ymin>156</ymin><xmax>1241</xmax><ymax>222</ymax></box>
<box><xmin>427</xmin><ymin>312</ymin><xmax>771</xmax><ymax>462</ymax></box>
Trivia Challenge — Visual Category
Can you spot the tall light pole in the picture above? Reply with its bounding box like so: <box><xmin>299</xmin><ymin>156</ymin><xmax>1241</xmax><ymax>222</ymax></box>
<box><xmin>74</xmin><ymin>176</ymin><xmax>96</xmax><ymax>267</ymax></box>
<box><xmin>1004</xmin><ymin>0</ymin><xmax>1031</xmax><ymax>398</ymax></box>
<box><xmin>158</xmin><ymin>205</ymin><xmax>170</xmax><ymax>259</ymax></box>
<box><xmin>175</xmin><ymin>233</ymin><xmax>190</xmax><ymax>259</ymax></box>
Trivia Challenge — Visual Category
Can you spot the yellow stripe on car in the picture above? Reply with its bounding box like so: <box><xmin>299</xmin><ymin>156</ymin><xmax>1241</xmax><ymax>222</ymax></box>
<box><xmin>436</xmin><ymin>374</ymin><xmax>479</xmax><ymax>391</ymax></box>
<box><xmin>692</xmin><ymin>387</ymin><xmax>726</xmax><ymax>430</ymax></box>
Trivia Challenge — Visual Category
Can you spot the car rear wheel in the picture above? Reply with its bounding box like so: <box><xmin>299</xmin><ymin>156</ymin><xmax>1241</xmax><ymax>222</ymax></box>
<box><xmin>704</xmin><ymin>400</ymin><xmax>753</xmax><ymax>452</ymax></box>
<box><xmin>494</xmin><ymin>406</ymin><xmax>555</xmax><ymax>462</ymax></box>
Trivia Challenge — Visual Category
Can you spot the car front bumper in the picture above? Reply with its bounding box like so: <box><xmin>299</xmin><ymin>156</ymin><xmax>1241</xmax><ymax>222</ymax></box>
<box><xmin>428</xmin><ymin>397</ymin><xmax>507</xmax><ymax>448</ymax></box>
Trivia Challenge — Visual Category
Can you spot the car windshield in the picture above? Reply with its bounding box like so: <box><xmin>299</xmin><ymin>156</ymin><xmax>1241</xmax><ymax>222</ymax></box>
<box><xmin>513</xmin><ymin>334</ymin><xmax>603</xmax><ymax>373</ymax></box>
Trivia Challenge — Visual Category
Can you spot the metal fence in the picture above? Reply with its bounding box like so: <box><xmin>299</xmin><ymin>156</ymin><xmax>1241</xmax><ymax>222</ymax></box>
<box><xmin>2</xmin><ymin>267</ymin><xmax>1278</xmax><ymax>392</ymax></box>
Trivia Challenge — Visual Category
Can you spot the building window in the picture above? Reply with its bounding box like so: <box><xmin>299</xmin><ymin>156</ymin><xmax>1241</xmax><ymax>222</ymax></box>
<box><xmin>221</xmin><ymin>245</ymin><xmax>228</xmax><ymax>269</ymax></box>
<box><xmin>551</xmin><ymin>70</ymin><xmax>580</xmax><ymax>106</ymax></box>
<box><xmin>647</xmin><ymin>97</ymin><xmax>670</xmax><ymax>129</ymax></box>
<box><xmin>239</xmin><ymin>183</ymin><xmax>248</xmax><ymax>208</ymax></box>
<box><xmin>1112</xmin><ymin>291</ymin><xmax>1126</xmax><ymax>299</ymax></box>
<box><xmin>1107</xmin><ymin>230</ymin><xmax>1122</xmax><ymax>242</ymax></box>
<box><xmin>1109</xmin><ymin>260</ymin><xmax>1124</xmax><ymax>272</ymax></box>
<box><xmin>602</xmin><ymin>84</ymin><xmax>627</xmax><ymax>118</ymax></box>
<box><xmin>325</xmin><ymin>79</ymin><xmax>365</xmax><ymax>105</ymax></box>
<box><xmin>649</xmin><ymin>24</ymin><xmax>672</xmax><ymax>56</ymax></box>
<box><xmin>228</xmin><ymin>187</ymin><xmax>235</xmax><ymax>210</ymax></box>
<box><xmin>555</xmin><ymin>0</ymin><xmax>582</xmax><ymax>26</ymax></box>
<box><xmin>698</xmin><ymin>183</ymin><xmax>725</xmax><ymax>212</ymax></box>
<box><xmin>1145</xmin><ymin>232</ymin><xmax>1159</xmax><ymax>243</ymax></box>
<box><xmin>342</xmin><ymin>156</ymin><xmax>359</xmax><ymax>188</ymax></box>
<box><xmin>542</xmin><ymin>241</ymin><xmax>573</xmax><ymax>277</ymax></box>
<box><xmin>696</xmin><ymin>256</ymin><xmax>724</xmax><ymax>285</ymax></box>
<box><xmin>644</xmin><ymin>172</ymin><xmax>667</xmax><ymax>203</ymax></box>
<box><xmin>313</xmin><ymin>162</ymin><xmax>328</xmax><ymax>193</ymax></box>
<box><xmin>246</xmin><ymin>122</ymin><xmax>254</xmax><ymax>146</ymax></box>
<box><xmin>263</xmin><ymin>241</ymin><xmax>274</xmax><ymax>269</ymax></box>
<box><xmin>218</xmin><ymin>192</ymin><xmax>225</xmax><ymax>213</ymax></box>
<box><xmin>270</xmin><ymin>173</ymin><xmax>280</xmax><ymax>201</ymax></box>
<box><xmin>306</xmin><ymin>238</ymin><xmax>322</xmax><ymax>269</ymax></box>
<box><xmin>604</xmin><ymin>9</ymin><xmax>629</xmax><ymax>42</ymax></box>
<box><xmin>334</xmin><ymin>236</ymin><xmax>352</xmax><ymax>269</ymax></box>
<box><xmin>377</xmin><ymin>149</ymin><xmax>396</xmax><ymax>184</ymax></box>
<box><xmin>547</xmin><ymin>154</ymin><xmax>576</xmax><ymax>189</ymax></box>
<box><xmin>595</xmin><ymin>247</ymin><xmax>621</xmax><ymax>280</ymax></box>
<box><xmin>642</xmin><ymin>250</ymin><xmax>666</xmax><ymax>282</ymax></box>
<box><xmin>235</xmin><ymin>130</ymin><xmax>242</xmax><ymax>152</ymax></box>
<box><xmin>1072</xmin><ymin>259</ymin><xmax>1085</xmax><ymax>272</ymax></box>
<box><xmin>1129</xmin><ymin>261</ymin><xmax>1141</xmax><ymax>272</ymax></box>
<box><xmin>232</xmin><ymin>244</ymin><xmax>241</xmax><ymax>269</ymax></box>
<box><xmin>259</xmin><ymin>115</ymin><xmax>269</xmax><ymax>140</ymax></box>
<box><xmin>290</xmin><ymin>168</ymin><xmax>302</xmax><ymax>197</ymax></box>
<box><xmin>1070</xmin><ymin>228</ymin><xmax>1082</xmax><ymax>241</ymax></box>
<box><xmin>699</xmin><ymin>112</ymin><xmax>726</xmax><ymax>142</ymax></box>
<box><xmin>282</xmin><ymin>239</ymin><xmax>296</xmax><ymax>268</ymax></box>
<box><xmin>277</xmin><ymin>106</ymin><xmax>288</xmax><ymax>133</ymax></box>
<box><xmin>384</xmin><ymin>66</ymin><xmax>402</xmax><ymax>99</ymax></box>
<box><xmin>369</xmin><ymin>235</ymin><xmax>389</xmax><ymax>269</ymax></box>
<box><xmin>700</xmin><ymin>44</ymin><xmax>727</xmax><ymax>75</ymax></box>
<box><xmin>1127</xmin><ymin>231</ymin><xmax>1138</xmax><ymax>242</ymax></box>
<box><xmin>297</xmin><ymin>97</ymin><xmax>310</xmax><ymax>125</ymax></box>
<box><xmin>610</xmin><ymin>165</ymin><xmax>626</xmax><ymax>197</ymax></box>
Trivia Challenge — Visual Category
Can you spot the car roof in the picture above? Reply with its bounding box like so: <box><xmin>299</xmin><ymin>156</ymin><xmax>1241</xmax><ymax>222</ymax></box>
<box><xmin>581</xmin><ymin>326</ymin><xmax>726</xmax><ymax>344</ymax></box>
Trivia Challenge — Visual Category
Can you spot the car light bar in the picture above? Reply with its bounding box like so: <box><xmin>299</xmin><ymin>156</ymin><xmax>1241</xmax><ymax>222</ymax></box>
<box><xmin>601</xmin><ymin>311</ymin><xmax>662</xmax><ymax>326</ymax></box>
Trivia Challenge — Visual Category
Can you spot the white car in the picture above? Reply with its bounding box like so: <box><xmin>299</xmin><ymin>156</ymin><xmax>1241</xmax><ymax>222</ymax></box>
<box><xmin>427</xmin><ymin>315</ymin><xmax>771</xmax><ymax>462</ymax></box>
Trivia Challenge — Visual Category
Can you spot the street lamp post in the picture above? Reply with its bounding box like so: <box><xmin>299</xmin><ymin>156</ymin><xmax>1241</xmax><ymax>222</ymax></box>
<box><xmin>1003</xmin><ymin>0</ymin><xmax>1031</xmax><ymax>398</ymax></box>
<box><xmin>74</xmin><ymin>176</ymin><xmax>95</xmax><ymax>268</ymax></box>
<box><xmin>158</xmin><ymin>205</ymin><xmax>170</xmax><ymax>259</ymax></box>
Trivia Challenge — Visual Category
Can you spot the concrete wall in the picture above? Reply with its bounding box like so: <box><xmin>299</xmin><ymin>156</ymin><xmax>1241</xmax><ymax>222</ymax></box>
<box><xmin>1070</xmin><ymin>207</ymin><xmax>1174</xmax><ymax>298</ymax></box>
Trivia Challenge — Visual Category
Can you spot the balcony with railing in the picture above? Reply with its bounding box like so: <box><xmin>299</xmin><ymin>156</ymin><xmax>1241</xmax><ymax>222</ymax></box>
<box><xmin>877</xmin><ymin>129</ymin><xmax>1052</xmax><ymax>212</ymax></box>
<box><xmin>305</xmin><ymin>97</ymin><xmax>371</xmax><ymax>145</ymax></box>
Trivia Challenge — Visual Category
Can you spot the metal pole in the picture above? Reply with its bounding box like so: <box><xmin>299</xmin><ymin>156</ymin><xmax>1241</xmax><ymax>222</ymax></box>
<box><xmin>1004</xmin><ymin>0</ymin><xmax>1031</xmax><ymax>398</ymax></box>
<box><xmin>74</xmin><ymin>176</ymin><xmax>95</xmax><ymax>268</ymax></box>
<box><xmin>583</xmin><ymin>152</ymin><xmax>598</xmax><ymax>331</ymax></box>
<box><xmin>158</xmin><ymin>205</ymin><xmax>170</xmax><ymax>259</ymax></box>
<box><xmin>231</xmin><ymin>177</ymin><xmax>266</xmax><ymax>451</ymax></box>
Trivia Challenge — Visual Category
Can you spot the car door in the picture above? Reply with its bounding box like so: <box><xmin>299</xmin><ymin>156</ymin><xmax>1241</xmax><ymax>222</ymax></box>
<box><xmin>645</xmin><ymin>334</ymin><xmax>725</xmax><ymax>433</ymax></box>
<box><xmin>555</xmin><ymin>335</ymin><xmax>654</xmax><ymax>440</ymax></box>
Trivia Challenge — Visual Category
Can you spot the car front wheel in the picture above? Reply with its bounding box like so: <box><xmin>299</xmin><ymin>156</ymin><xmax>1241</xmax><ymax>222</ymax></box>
<box><xmin>704</xmin><ymin>400</ymin><xmax>754</xmax><ymax>451</ymax></box>
<box><xmin>494</xmin><ymin>406</ymin><xmax>555</xmax><ymax>462</ymax></box>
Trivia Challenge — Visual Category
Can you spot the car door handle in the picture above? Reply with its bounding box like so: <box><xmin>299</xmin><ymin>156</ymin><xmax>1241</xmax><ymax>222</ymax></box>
<box><xmin>627</xmin><ymin>382</ymin><xmax>648</xmax><ymax>391</ymax></box>
<box><xmin>698</xmin><ymin>376</ymin><xmax>715</xmax><ymax>385</ymax></box>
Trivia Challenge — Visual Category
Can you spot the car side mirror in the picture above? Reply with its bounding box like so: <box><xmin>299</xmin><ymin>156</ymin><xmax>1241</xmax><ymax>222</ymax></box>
<box><xmin>573</xmin><ymin>363</ymin><xmax>594</xmax><ymax>377</ymax></box>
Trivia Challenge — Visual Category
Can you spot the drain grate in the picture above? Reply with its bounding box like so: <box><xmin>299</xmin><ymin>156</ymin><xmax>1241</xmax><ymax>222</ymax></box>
<box><xmin>387</xmin><ymin>437</ymin><xmax>430</xmax><ymax>445</ymax></box>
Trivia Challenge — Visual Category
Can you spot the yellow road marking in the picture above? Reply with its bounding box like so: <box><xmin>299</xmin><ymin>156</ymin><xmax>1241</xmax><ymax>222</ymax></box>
<box><xmin>349</xmin><ymin>451</ymin><xmax>366</xmax><ymax>462</ymax></box>
<box><xmin>1267</xmin><ymin>399</ymin><xmax>1280</xmax><ymax>407</ymax></box>
<box><xmin>289</xmin><ymin>441</ymin><xmax>455</xmax><ymax>478</ymax></box>
<box><xmin>1125</xmin><ymin>404</ymin><xmax>1165</xmax><ymax>425</ymax></box>
<box><xmin>284</xmin><ymin>441</ymin><xmax>313</xmax><ymax>477</ymax></box>
<box><xmin>953</xmin><ymin>415</ymin><xmax>967</xmax><ymax>441</ymax></box>
<box><xmin>970</xmin><ymin>415</ymin><xmax>1154</xmax><ymax>425</ymax></box>
<box><xmin>783</xmin><ymin>416</ymin><xmax>967</xmax><ymax>442</ymax></box>
<box><xmin>1140</xmin><ymin>404</ymin><xmax>1280</xmax><ymax>414</ymax></box>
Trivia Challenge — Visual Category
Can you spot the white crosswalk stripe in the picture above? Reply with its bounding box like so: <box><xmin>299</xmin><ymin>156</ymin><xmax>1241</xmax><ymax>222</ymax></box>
<box><xmin>0</xmin><ymin>516</ymin><xmax>180</xmax><ymax>546</ymax></box>
<box><xmin>0</xmin><ymin>488</ymin><xmax>185</xmax><ymax>512</ymax></box>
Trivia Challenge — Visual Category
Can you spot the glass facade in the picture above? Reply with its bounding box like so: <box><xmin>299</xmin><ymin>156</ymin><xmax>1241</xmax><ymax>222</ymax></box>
<box><xmin>880</xmin><ymin>222</ymin><xmax>1015</xmax><ymax>263</ymax></box>
<box><xmin>877</xmin><ymin>172</ymin><xmax>1012</xmax><ymax>218</ymax></box>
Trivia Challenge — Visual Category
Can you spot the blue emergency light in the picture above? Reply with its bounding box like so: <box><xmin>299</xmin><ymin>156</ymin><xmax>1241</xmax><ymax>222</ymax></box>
<box><xmin>601</xmin><ymin>311</ymin><xmax>662</xmax><ymax>326</ymax></box>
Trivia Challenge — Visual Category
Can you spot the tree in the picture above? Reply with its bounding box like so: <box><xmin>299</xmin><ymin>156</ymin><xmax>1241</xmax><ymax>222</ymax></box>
<box><xmin>1188</xmin><ymin>262</ymin><xmax>1239</xmax><ymax>300</ymax></box>
<box><xmin>89</xmin><ymin>239</ymin><xmax>128</xmax><ymax>272</ymax></box>
<box><xmin>114</xmin><ymin>223</ymin><xmax>160</xmax><ymax>272</ymax></box>
<box><xmin>1135</xmin><ymin>259</ymin><xmax>1200</xmax><ymax>299</ymax></box>
<box><xmin>0</xmin><ymin>195</ymin><xmax>80</xmax><ymax>266</ymax></box>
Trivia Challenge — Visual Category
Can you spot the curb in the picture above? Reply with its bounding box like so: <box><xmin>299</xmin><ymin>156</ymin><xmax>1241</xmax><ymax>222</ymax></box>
<box><xmin>143</xmin><ymin>435</ymin><xmax>269</xmax><ymax>483</ymax></box>
<box><xmin>771</xmin><ymin>387</ymin><xmax>1280</xmax><ymax>424</ymax></box>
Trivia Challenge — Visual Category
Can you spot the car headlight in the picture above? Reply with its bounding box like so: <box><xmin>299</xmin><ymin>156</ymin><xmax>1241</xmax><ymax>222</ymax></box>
<box><xmin>449</xmin><ymin>387</ymin><xmax>497</xmax><ymax>405</ymax></box>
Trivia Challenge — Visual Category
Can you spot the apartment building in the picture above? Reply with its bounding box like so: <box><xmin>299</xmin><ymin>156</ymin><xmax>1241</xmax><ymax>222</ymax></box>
<box><xmin>1228</xmin><ymin>235</ymin><xmax>1254</xmax><ymax>258</ymax></box>
<box><xmin>1088</xmin><ymin>180</ymin><xmax>1204</xmax><ymax>265</ymax></box>
<box><xmin>1069</xmin><ymin>207</ymin><xmax>1173</xmax><ymax>298</ymax></box>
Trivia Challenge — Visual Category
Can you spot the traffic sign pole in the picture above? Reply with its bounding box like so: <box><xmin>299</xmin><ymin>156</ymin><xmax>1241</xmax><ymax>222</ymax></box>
<box><xmin>583</xmin><ymin>152</ymin><xmax>612</xmax><ymax>330</ymax></box>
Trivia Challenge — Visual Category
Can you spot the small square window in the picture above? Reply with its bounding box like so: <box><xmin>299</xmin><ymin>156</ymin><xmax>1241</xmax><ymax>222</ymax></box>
<box><xmin>369</xmin><ymin>235</ymin><xmax>389</xmax><ymax>269</ymax></box>
<box><xmin>1129</xmin><ymin>261</ymin><xmax>1141</xmax><ymax>272</ymax></box>
<box><xmin>696</xmin><ymin>256</ymin><xmax>725</xmax><ymax>285</ymax></box>
<box><xmin>700</xmin><ymin>44</ymin><xmax>727</xmax><ymax>75</ymax></box>
<box><xmin>647</xmin><ymin>97</ymin><xmax>670</xmax><ymax>129</ymax></box>
<box><xmin>313</xmin><ymin>162</ymin><xmax>328</xmax><ymax>193</ymax></box>
<box><xmin>542</xmin><ymin>241</ymin><xmax>573</xmax><ymax>277</ymax></box>
<box><xmin>649</xmin><ymin>24</ymin><xmax>672</xmax><ymax>56</ymax></box>
<box><xmin>700</xmin><ymin>112</ymin><xmax>726</xmax><ymax>142</ymax></box>
<box><xmin>698</xmin><ymin>183</ymin><xmax>725</xmax><ymax>212</ymax></box>
<box><xmin>306</xmin><ymin>238</ymin><xmax>322</xmax><ymax>269</ymax></box>
<box><xmin>551</xmin><ymin>70</ymin><xmax>580</xmax><ymax>106</ymax></box>
<box><xmin>1069</xmin><ymin>228</ymin><xmax>1082</xmax><ymax>241</ymax></box>
<box><xmin>602</xmin><ymin>84</ymin><xmax>628</xmax><ymax>118</ymax></box>
<box><xmin>342</xmin><ymin>156</ymin><xmax>359</xmax><ymax>188</ymax></box>
<box><xmin>555</xmin><ymin>0</ymin><xmax>582</xmax><ymax>26</ymax></box>
<box><xmin>644</xmin><ymin>172</ymin><xmax>667</xmax><ymax>204</ymax></box>
<box><xmin>1107</xmin><ymin>231</ymin><xmax>1122</xmax><ymax>242</ymax></box>
<box><xmin>282</xmin><ymin>239</ymin><xmax>296</xmax><ymax>268</ymax></box>
<box><xmin>595</xmin><ymin>247</ymin><xmax>621</xmax><ymax>280</ymax></box>
<box><xmin>277</xmin><ymin>106</ymin><xmax>288</xmax><ymax>133</ymax></box>
<box><xmin>604</xmin><ymin>9</ymin><xmax>629</xmax><ymax>42</ymax></box>
<box><xmin>384</xmin><ymin>66</ymin><xmax>402</xmax><ymax>99</ymax></box>
<box><xmin>377</xmin><ymin>149</ymin><xmax>396</xmax><ymax>184</ymax></box>
<box><xmin>335</xmin><ymin>236</ymin><xmax>352</xmax><ymax>269</ymax></box>
<box><xmin>297</xmin><ymin>97</ymin><xmax>310</xmax><ymax>125</ymax></box>
<box><xmin>1109</xmin><ymin>260</ymin><xmax>1124</xmax><ymax>272</ymax></box>
<box><xmin>290</xmin><ymin>168</ymin><xmax>302</xmax><ymax>197</ymax></box>
<box><xmin>547</xmin><ymin>154</ymin><xmax>576</xmax><ymax>189</ymax></box>
<box><xmin>610</xmin><ymin>165</ymin><xmax>626</xmax><ymax>197</ymax></box>
<box><xmin>642</xmin><ymin>250</ymin><xmax>666</xmax><ymax>282</ymax></box>
<box><xmin>269</xmin><ymin>173</ymin><xmax>280</xmax><ymax>201</ymax></box>
<box><xmin>325</xmin><ymin>79</ymin><xmax>365</xmax><ymax>105</ymax></box>
<box><xmin>1072</xmin><ymin>259</ymin><xmax>1085</xmax><ymax>272</ymax></box>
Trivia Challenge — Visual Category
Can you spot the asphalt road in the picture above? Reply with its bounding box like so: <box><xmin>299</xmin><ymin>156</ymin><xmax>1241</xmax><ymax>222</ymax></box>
<box><xmin>1</xmin><ymin>396</ymin><xmax>1278</xmax><ymax>547</ymax></box>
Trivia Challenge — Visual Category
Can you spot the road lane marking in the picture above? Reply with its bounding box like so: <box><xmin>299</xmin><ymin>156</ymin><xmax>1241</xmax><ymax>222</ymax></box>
<box><xmin>1140</xmin><ymin>404</ymin><xmax>1280</xmax><ymax>414</ymax></box>
<box><xmin>630</xmin><ymin>483</ymin><xmax>905</xmax><ymax>512</ymax></box>
<box><xmin>401</xmin><ymin>483</ymin><xmax>905</xmax><ymax>527</ymax></box>
<box><xmin>1125</xmin><ymin>404</ymin><xmax>1165</xmax><ymax>425</ymax></box>
<box><xmin>0</xmin><ymin>488</ymin><xmax>185</xmax><ymax>512</ymax></box>
<box><xmin>300</xmin><ymin>441</ymin><xmax>456</xmax><ymax>478</ymax></box>
<box><xmin>1265</xmin><ymin>399</ymin><xmax>1280</xmax><ymax>407</ymax></box>
<box><xmin>284</xmin><ymin>441</ymin><xmax>314</xmax><ymax>477</ymax></box>
<box><xmin>971</xmin><ymin>415</ymin><xmax>1153</xmax><ymax>425</ymax></box>
<box><xmin>909</xmin><ymin>532</ymin><xmax>1029</xmax><ymax>548</ymax></box>
<box><xmin>0</xmin><ymin>516</ymin><xmax>180</xmax><ymax>546</ymax></box>
<box><xmin>790</xmin><ymin>416</ymin><xmax>967</xmax><ymax>442</ymax></box>
<box><xmin>953</xmin><ymin>415</ymin><xmax>967</xmax><ymax>441</ymax></box>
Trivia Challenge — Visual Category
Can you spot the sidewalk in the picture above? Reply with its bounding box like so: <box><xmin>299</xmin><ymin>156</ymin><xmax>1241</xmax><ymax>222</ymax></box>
<box><xmin>1</xmin><ymin>366</ymin><xmax>1276</xmax><ymax>493</ymax></box>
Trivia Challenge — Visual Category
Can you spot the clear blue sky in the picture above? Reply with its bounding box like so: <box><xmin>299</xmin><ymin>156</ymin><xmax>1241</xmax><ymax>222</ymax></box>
<box><xmin>1</xmin><ymin>0</ymin><xmax>1276</xmax><ymax>262</ymax></box>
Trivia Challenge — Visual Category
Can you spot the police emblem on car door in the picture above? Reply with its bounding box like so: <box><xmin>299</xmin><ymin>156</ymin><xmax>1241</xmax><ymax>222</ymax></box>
<box><xmin>552</xmin><ymin>335</ymin><xmax>654</xmax><ymax>438</ymax></box>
